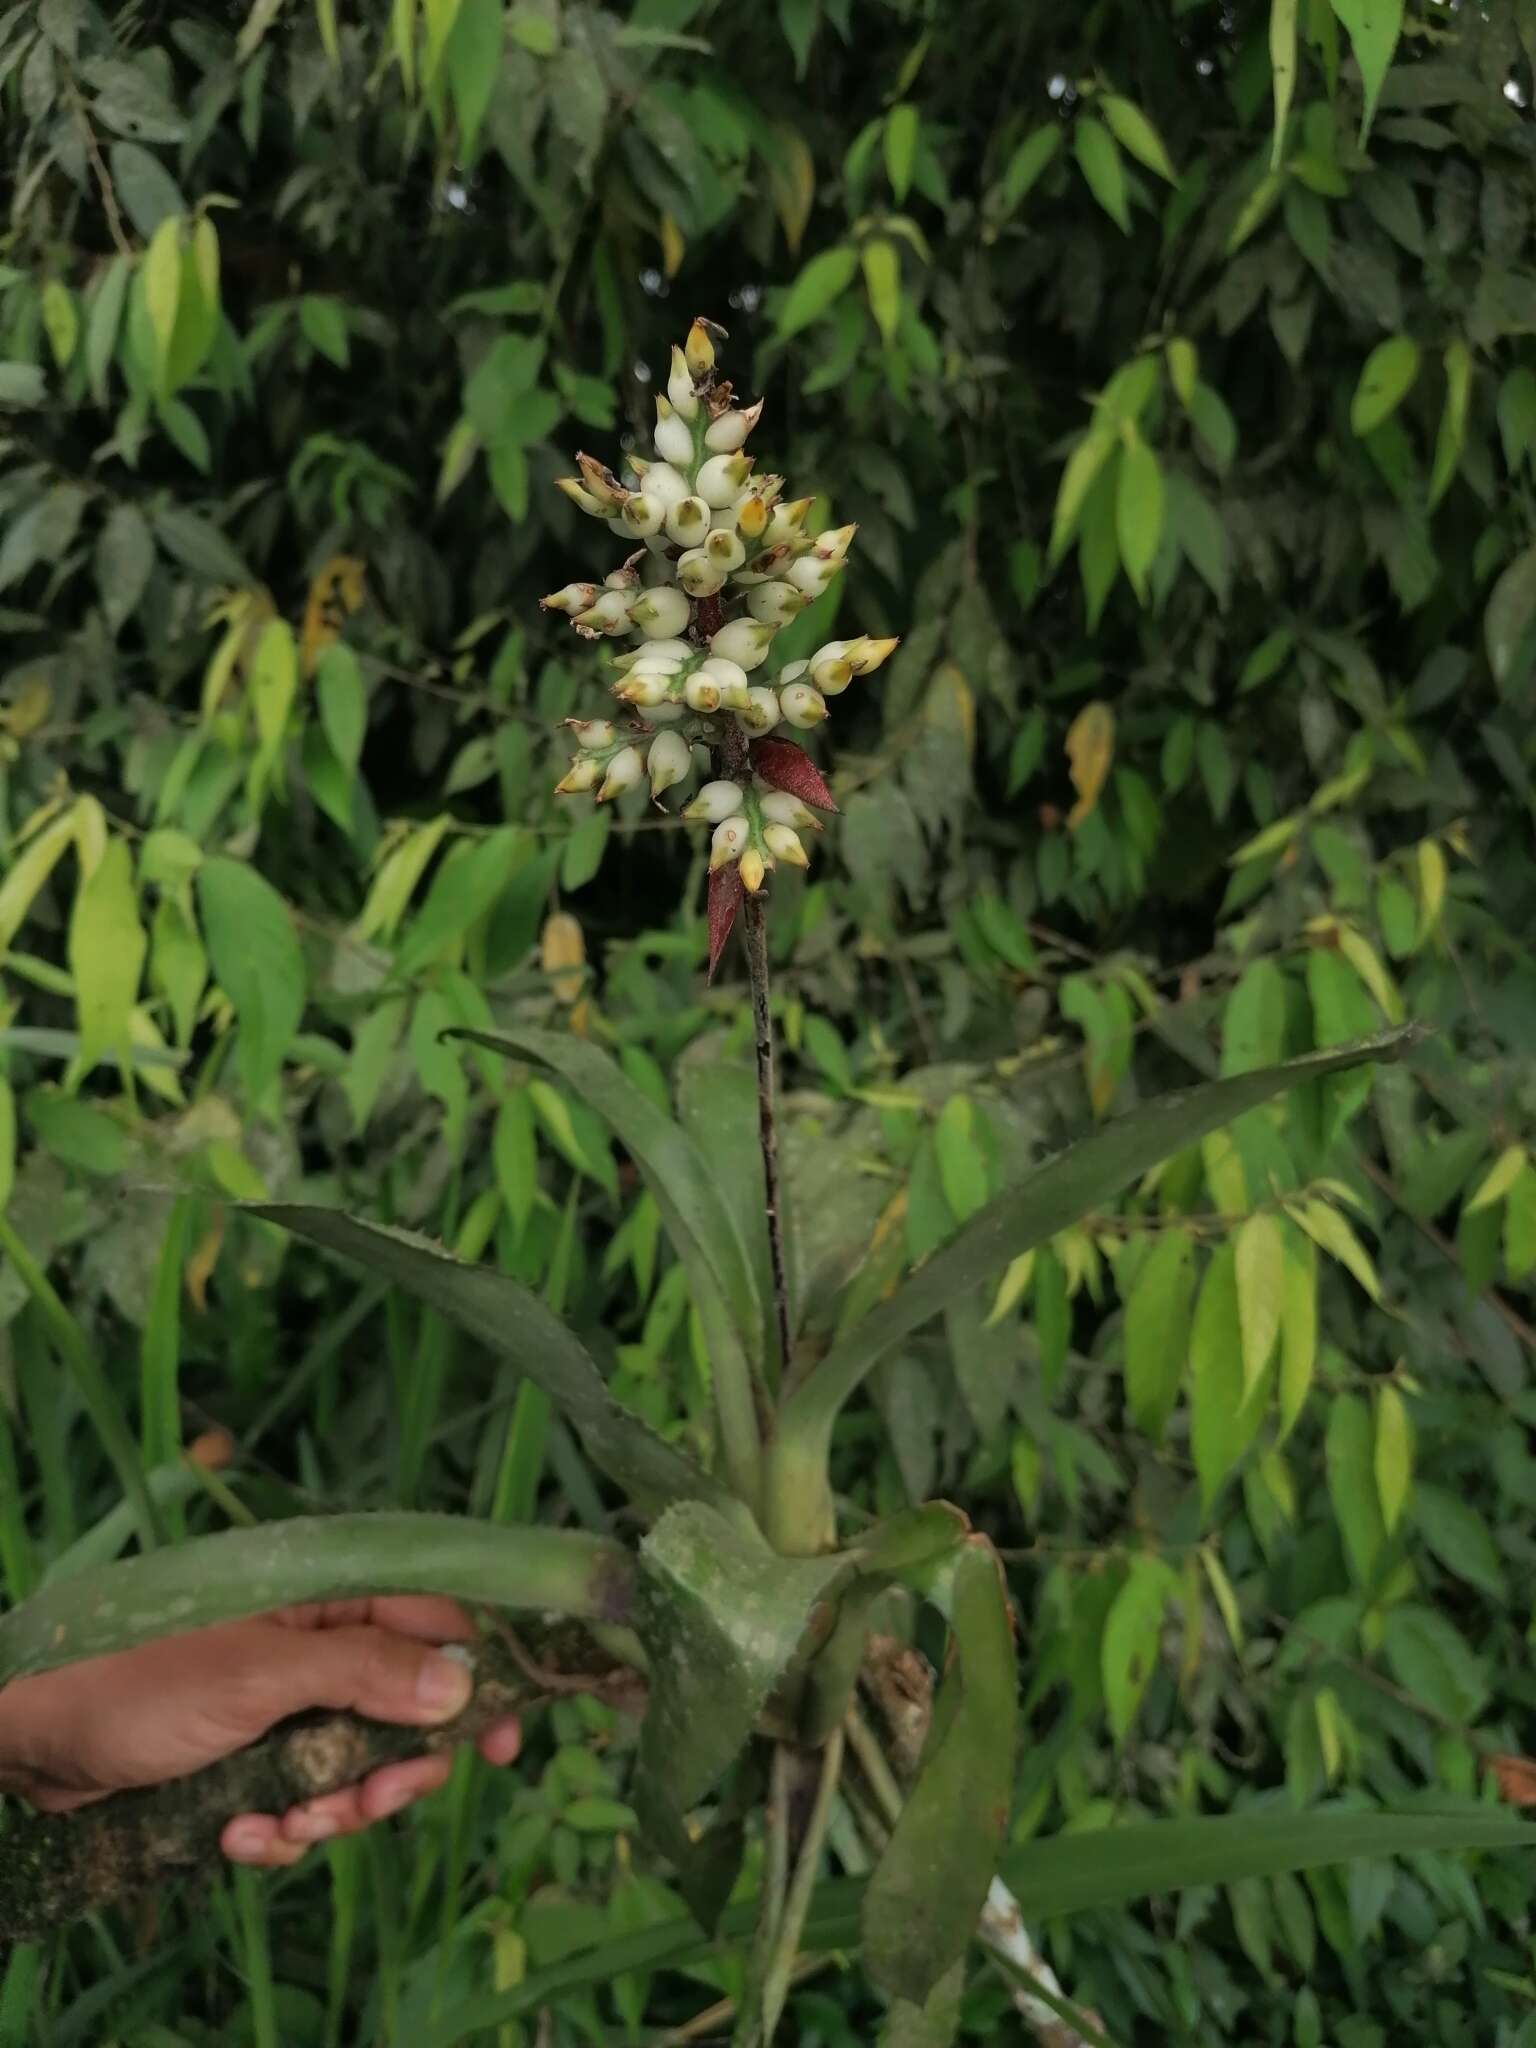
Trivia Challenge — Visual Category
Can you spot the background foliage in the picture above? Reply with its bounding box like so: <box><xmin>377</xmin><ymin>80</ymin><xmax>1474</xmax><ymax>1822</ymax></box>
<box><xmin>4</xmin><ymin>0</ymin><xmax>1536</xmax><ymax>2040</ymax></box>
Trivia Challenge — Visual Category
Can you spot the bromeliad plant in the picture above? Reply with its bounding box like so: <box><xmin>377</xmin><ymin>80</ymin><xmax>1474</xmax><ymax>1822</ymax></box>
<box><xmin>0</xmin><ymin>328</ymin><xmax>1520</xmax><ymax>2039</ymax></box>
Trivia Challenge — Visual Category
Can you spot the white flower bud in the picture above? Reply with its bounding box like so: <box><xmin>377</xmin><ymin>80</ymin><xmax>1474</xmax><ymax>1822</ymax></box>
<box><xmin>813</xmin><ymin>522</ymin><xmax>858</xmax><ymax>564</ymax></box>
<box><xmin>686</xmin><ymin>780</ymin><xmax>745</xmax><ymax>823</ymax></box>
<box><xmin>700</xmin><ymin>655</ymin><xmax>751</xmax><ymax>703</ymax></box>
<box><xmin>748</xmin><ymin>580</ymin><xmax>809</xmax><ymax>627</ymax></box>
<box><xmin>787</xmin><ymin>554</ymin><xmax>840</xmax><ymax>598</ymax></box>
<box><xmin>555</xmin><ymin>477</ymin><xmax>608</xmax><ymax>516</ymax></box>
<box><xmin>606</xmin><ymin>515</ymin><xmax>633</xmax><ymax>539</ymax></box>
<box><xmin>620</xmin><ymin>494</ymin><xmax>664</xmax><ymax>538</ymax></box>
<box><xmin>631</xmin><ymin>637</ymin><xmax>691</xmax><ymax>662</ymax></box>
<box><xmin>704</xmin><ymin>527</ymin><xmax>746</xmax><ymax>571</ymax></box>
<box><xmin>605</xmin><ymin>561</ymin><xmax>642</xmax><ymax>591</ymax></box>
<box><xmin>764</xmin><ymin>496</ymin><xmax>813</xmax><ymax>548</ymax></box>
<box><xmin>647</xmin><ymin>729</ymin><xmax>691</xmax><ymax>796</ymax></box>
<box><xmin>667</xmin><ymin>346</ymin><xmax>699</xmax><ymax>421</ymax></box>
<box><xmin>697</xmin><ymin>453</ymin><xmax>753</xmax><ymax>508</ymax></box>
<box><xmin>574</xmin><ymin>589</ymin><xmax>636</xmax><ymax>635</ymax></box>
<box><xmin>647</xmin><ymin>701</ymin><xmax>686</xmax><ymax>723</ymax></box>
<box><xmin>677</xmin><ymin>548</ymin><xmax>726</xmax><ymax>598</ymax></box>
<box><xmin>811</xmin><ymin>653</ymin><xmax>854</xmax><ymax>696</ymax></box>
<box><xmin>710</xmin><ymin>815</ymin><xmax>749</xmax><ymax>868</ymax></box>
<box><xmin>735</xmin><ymin>686</ymin><xmax>780</xmax><ymax>735</ymax></box>
<box><xmin>683</xmin><ymin>671</ymin><xmax>722</xmax><ymax>713</ymax></box>
<box><xmin>642</xmin><ymin>463</ymin><xmax>691</xmax><ymax>511</ymax></box>
<box><xmin>760</xmin><ymin>789</ymin><xmax>822</xmax><ymax>831</ymax></box>
<box><xmin>597</xmin><ymin>745</ymin><xmax>643</xmax><ymax>801</ymax></box>
<box><xmin>778</xmin><ymin>659</ymin><xmax>809</xmax><ymax>686</ymax></box>
<box><xmin>740</xmin><ymin>846</ymin><xmax>768</xmax><ymax>893</ymax></box>
<box><xmin>780</xmin><ymin>682</ymin><xmax>828</xmax><ymax>729</ymax></box>
<box><xmin>846</xmin><ymin>634</ymin><xmax>900</xmax><ymax>675</ymax></box>
<box><xmin>665</xmin><ymin>494</ymin><xmax>711</xmax><ymax>547</ymax></box>
<box><xmin>710</xmin><ymin>620</ymin><xmax>776</xmax><ymax>670</ymax></box>
<box><xmin>616</xmin><ymin>669</ymin><xmax>672</xmax><ymax>708</ymax></box>
<box><xmin>631</xmin><ymin>586</ymin><xmax>691</xmax><ymax>639</ymax></box>
<box><xmin>627</xmin><ymin>650</ymin><xmax>685</xmax><ymax>676</ymax></box>
<box><xmin>704</xmin><ymin>398</ymin><xmax>764</xmax><ymax>453</ymax></box>
<box><xmin>569</xmin><ymin>719</ymin><xmax>617</xmax><ymax>749</ymax></box>
<box><xmin>542</xmin><ymin>581</ymin><xmax>599</xmax><ymax>614</ymax></box>
<box><xmin>654</xmin><ymin>406</ymin><xmax>694</xmax><ymax>468</ymax></box>
<box><xmin>555</xmin><ymin>755</ymin><xmax>601</xmax><ymax>795</ymax></box>
<box><xmin>763</xmin><ymin>823</ymin><xmax>809</xmax><ymax>868</ymax></box>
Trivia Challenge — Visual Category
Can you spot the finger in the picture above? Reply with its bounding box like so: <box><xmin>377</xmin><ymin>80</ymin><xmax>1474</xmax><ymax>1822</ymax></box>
<box><xmin>358</xmin><ymin>1753</ymin><xmax>453</xmax><ymax>1823</ymax></box>
<box><xmin>275</xmin><ymin>1598</ymin><xmax>475</xmax><ymax>1643</ymax></box>
<box><xmin>233</xmin><ymin>1625</ymin><xmax>474</xmax><ymax>1736</ymax></box>
<box><xmin>476</xmin><ymin>1717</ymin><xmax>523</xmax><ymax>1769</ymax></box>
<box><xmin>23</xmin><ymin>1781</ymin><xmax>98</xmax><ymax>1816</ymax></box>
<box><xmin>281</xmin><ymin>1787</ymin><xmax>366</xmax><ymax>1844</ymax></box>
<box><xmin>223</xmin><ymin>1814</ymin><xmax>309</xmax><ymax>1868</ymax></box>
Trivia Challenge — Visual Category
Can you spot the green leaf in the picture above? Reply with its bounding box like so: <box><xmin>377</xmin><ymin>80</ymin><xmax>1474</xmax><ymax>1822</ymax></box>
<box><xmin>1270</xmin><ymin>0</ymin><xmax>1300</xmax><ymax>167</ymax></box>
<box><xmin>1277</xmin><ymin>1225</ymin><xmax>1317</xmax><ymax>1441</ymax></box>
<box><xmin>1466</xmin><ymin>1143</ymin><xmax>1527</xmax><ymax>1213</ymax></box>
<box><xmin>445</xmin><ymin>0</ymin><xmax>502</xmax><ymax>161</ymax></box>
<box><xmin>68</xmin><ymin>838</ymin><xmax>145</xmax><ymax>1069</ymax></box>
<box><xmin>1330</xmin><ymin>0</ymin><xmax>1404</xmax><ymax>144</ymax></box>
<box><xmin>143</xmin><ymin>215</ymin><xmax>182</xmax><ymax>394</ymax></box>
<box><xmin>1327</xmin><ymin>1392</ymin><xmax>1386</xmax><ymax>1585</ymax></box>
<box><xmin>632</xmin><ymin>1501</ymin><xmax>847</xmax><ymax>1880</ymax></box>
<box><xmin>0</xmin><ymin>362</ymin><xmax>46</xmax><ymax>410</ymax></box>
<box><xmin>862</xmin><ymin>237</ymin><xmax>901</xmax><ymax>344</ymax></box>
<box><xmin>196</xmin><ymin>857</ymin><xmax>305</xmax><ymax>1103</ymax></box>
<box><xmin>1234</xmin><ymin>1211</ymin><xmax>1284</xmax><ymax>1396</ymax></box>
<box><xmin>1049</xmin><ymin>430</ymin><xmax>1116</xmax><ymax>560</ymax></box>
<box><xmin>1485</xmin><ymin>545</ymin><xmax>1536</xmax><ymax>690</ymax></box>
<box><xmin>1428</xmin><ymin>338</ymin><xmax>1472</xmax><ymax>509</ymax></box>
<box><xmin>251</xmin><ymin>1204</ymin><xmax>735</xmax><ymax>1521</ymax></box>
<box><xmin>450</xmin><ymin>1026</ymin><xmax>763</xmax><ymax>1361</ymax></box>
<box><xmin>863</xmin><ymin>1542</ymin><xmax>1018</xmax><ymax>2004</ymax></box>
<box><xmin>1100</xmin><ymin>94</ymin><xmax>1177</xmax><ymax>183</ymax></box>
<box><xmin>1074</xmin><ymin>116</ymin><xmax>1130</xmax><ymax>234</ymax></box>
<box><xmin>884</xmin><ymin>103</ymin><xmax>918</xmax><ymax>202</ymax></box>
<box><xmin>1381</xmin><ymin>1605</ymin><xmax>1487</xmax><ymax>1723</ymax></box>
<box><xmin>1411</xmin><ymin>1484</ymin><xmax>1504</xmax><ymax>1598</ymax></box>
<box><xmin>109</xmin><ymin>142</ymin><xmax>185</xmax><ymax>238</ymax></box>
<box><xmin>1102</xmin><ymin>1555</ymin><xmax>1177</xmax><ymax>1743</ymax></box>
<box><xmin>1350</xmin><ymin>336</ymin><xmax>1419</xmax><ymax>434</ymax></box>
<box><xmin>933</xmin><ymin>1096</ymin><xmax>988</xmax><ymax>1222</ymax></box>
<box><xmin>1374</xmin><ymin>1384</ymin><xmax>1412</xmax><ymax>1536</ymax></box>
<box><xmin>777</xmin><ymin>245</ymin><xmax>860</xmax><ymax>340</ymax></box>
<box><xmin>0</xmin><ymin>1515</ymin><xmax>632</xmax><ymax>1685</ymax></box>
<box><xmin>1123</xmin><ymin>1227</ymin><xmax>1194</xmax><ymax>1442</ymax></box>
<box><xmin>95</xmin><ymin>502</ymin><xmax>155</xmax><ymax>636</ymax></box>
<box><xmin>994</xmin><ymin>126</ymin><xmax>1061</xmax><ymax>215</ymax></box>
<box><xmin>780</xmin><ymin>1031</ymin><xmax>1417</xmax><ymax>1460</ymax></box>
<box><xmin>1115</xmin><ymin>435</ymin><xmax>1164</xmax><ymax>603</ymax></box>
<box><xmin>299</xmin><ymin>294</ymin><xmax>349</xmax><ymax>368</ymax></box>
<box><xmin>317</xmin><ymin>641</ymin><xmax>365</xmax><ymax>774</ymax></box>
<box><xmin>1192</xmin><ymin>1243</ymin><xmax>1268</xmax><ymax>1507</ymax></box>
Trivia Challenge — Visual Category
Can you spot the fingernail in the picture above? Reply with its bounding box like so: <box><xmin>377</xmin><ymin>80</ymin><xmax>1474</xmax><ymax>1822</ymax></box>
<box><xmin>225</xmin><ymin>1819</ymin><xmax>268</xmax><ymax>1859</ymax></box>
<box><xmin>416</xmin><ymin>1651</ymin><xmax>473</xmax><ymax>1717</ymax></box>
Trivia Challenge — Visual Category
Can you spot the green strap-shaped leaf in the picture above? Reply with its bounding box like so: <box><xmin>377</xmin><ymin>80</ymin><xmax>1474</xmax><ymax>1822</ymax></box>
<box><xmin>862</xmin><ymin>1541</ymin><xmax>1018</xmax><ymax>2005</ymax></box>
<box><xmin>0</xmin><ymin>1514</ymin><xmax>633</xmax><ymax>1685</ymax></box>
<box><xmin>779</xmin><ymin>1029</ymin><xmax>1419</xmax><ymax>1462</ymax></box>
<box><xmin>250</xmin><ymin>1204</ymin><xmax>735</xmax><ymax>1521</ymax></box>
<box><xmin>450</xmin><ymin>1028</ymin><xmax>765</xmax><ymax>1505</ymax></box>
<box><xmin>422</xmin><ymin>1806</ymin><xmax>1530</xmax><ymax>2044</ymax></box>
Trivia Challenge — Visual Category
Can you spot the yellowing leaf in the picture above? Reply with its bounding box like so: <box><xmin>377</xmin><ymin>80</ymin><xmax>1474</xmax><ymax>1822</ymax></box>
<box><xmin>41</xmin><ymin>280</ymin><xmax>78</xmax><ymax>369</ymax></box>
<box><xmin>352</xmin><ymin>815</ymin><xmax>453</xmax><ymax>943</ymax></box>
<box><xmin>1466</xmin><ymin>1144</ymin><xmax>1527</xmax><ymax>1215</ymax></box>
<box><xmin>1065</xmin><ymin>701</ymin><xmax>1115</xmax><ymax>830</ymax></box>
<box><xmin>1350</xmin><ymin>336</ymin><xmax>1420</xmax><ymax>437</ymax></box>
<box><xmin>1050</xmin><ymin>430</ymin><xmax>1116</xmax><ymax>561</ymax></box>
<box><xmin>69</xmin><ymin>836</ymin><xmax>146</xmax><ymax>1069</ymax></box>
<box><xmin>1200</xmin><ymin>1545</ymin><xmax>1245</xmax><ymax>1654</ymax></box>
<box><xmin>1416</xmin><ymin>839</ymin><xmax>1447</xmax><ymax>943</ymax></box>
<box><xmin>1270</xmin><ymin>0</ymin><xmax>1299</xmax><ymax>169</ymax></box>
<box><xmin>300</xmin><ymin>554</ymin><xmax>367</xmax><ymax>676</ymax></box>
<box><xmin>540</xmin><ymin>911</ymin><xmax>586</xmax><ymax>1004</ymax></box>
<box><xmin>1294</xmin><ymin>1199</ymin><xmax>1381</xmax><ymax>1302</ymax></box>
<box><xmin>143</xmin><ymin>216</ymin><xmax>183</xmax><ymax>392</ymax></box>
<box><xmin>1234</xmin><ymin>1212</ymin><xmax>1284</xmax><ymax>1397</ymax></box>
<box><xmin>986</xmin><ymin>1249</ymin><xmax>1035</xmax><ymax>1328</ymax></box>
<box><xmin>862</xmin><ymin>236</ymin><xmax>901</xmax><ymax>344</ymax></box>
<box><xmin>1374</xmin><ymin>1384</ymin><xmax>1412</xmax><ymax>1536</ymax></box>
<box><xmin>659</xmin><ymin>213</ymin><xmax>685</xmax><ymax>279</ymax></box>
<box><xmin>767</xmin><ymin>125</ymin><xmax>816</xmax><ymax>254</ymax></box>
<box><xmin>0</xmin><ymin>806</ymin><xmax>78</xmax><ymax>952</ymax></box>
<box><xmin>1333</xmin><ymin>924</ymin><xmax>1403</xmax><ymax>1023</ymax></box>
<box><xmin>1277</xmin><ymin>1226</ymin><xmax>1317</xmax><ymax>1442</ymax></box>
<box><xmin>1116</xmin><ymin>434</ymin><xmax>1164</xmax><ymax>604</ymax></box>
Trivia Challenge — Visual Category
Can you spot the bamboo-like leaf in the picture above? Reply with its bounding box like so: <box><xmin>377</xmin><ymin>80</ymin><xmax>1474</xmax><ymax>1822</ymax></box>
<box><xmin>421</xmin><ymin>1805</ymin><xmax>1529</xmax><ymax>2045</ymax></box>
<box><xmin>250</xmin><ymin>1205</ymin><xmax>735</xmax><ymax>1520</ymax></box>
<box><xmin>862</xmin><ymin>1541</ymin><xmax>1018</xmax><ymax>2004</ymax></box>
<box><xmin>779</xmin><ymin>1029</ymin><xmax>1420</xmax><ymax>1460</ymax></box>
<box><xmin>449</xmin><ymin>1027</ymin><xmax>765</xmax><ymax>1503</ymax></box>
<box><xmin>0</xmin><ymin>1514</ymin><xmax>633</xmax><ymax>1685</ymax></box>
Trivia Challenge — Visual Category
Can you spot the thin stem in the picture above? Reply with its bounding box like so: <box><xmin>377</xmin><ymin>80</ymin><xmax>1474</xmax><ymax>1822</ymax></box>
<box><xmin>738</xmin><ymin>1741</ymin><xmax>794</xmax><ymax>2045</ymax></box>
<box><xmin>743</xmin><ymin>890</ymin><xmax>794</xmax><ymax>1383</ymax></box>
<box><xmin>0</xmin><ymin>1211</ymin><xmax>163</xmax><ymax>1554</ymax></box>
<box><xmin>757</xmin><ymin>1731</ymin><xmax>845</xmax><ymax>2045</ymax></box>
<box><xmin>842</xmin><ymin>1703</ymin><xmax>906</xmax><ymax>1828</ymax></box>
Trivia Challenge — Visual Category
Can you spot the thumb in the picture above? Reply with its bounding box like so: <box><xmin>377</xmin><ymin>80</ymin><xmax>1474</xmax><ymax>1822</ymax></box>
<box><xmin>230</xmin><ymin>1624</ymin><xmax>475</xmax><ymax>1738</ymax></box>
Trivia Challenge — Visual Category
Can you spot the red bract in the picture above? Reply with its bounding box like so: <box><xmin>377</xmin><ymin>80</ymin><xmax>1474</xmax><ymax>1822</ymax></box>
<box><xmin>749</xmin><ymin>738</ymin><xmax>838</xmax><ymax>813</ymax></box>
<box><xmin>707</xmin><ymin>862</ymin><xmax>742</xmax><ymax>981</ymax></box>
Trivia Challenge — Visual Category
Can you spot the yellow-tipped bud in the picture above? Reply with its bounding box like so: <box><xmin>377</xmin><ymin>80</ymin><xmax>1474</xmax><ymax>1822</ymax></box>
<box><xmin>667</xmin><ymin>345</ymin><xmax>699</xmax><ymax>421</ymax></box>
<box><xmin>542</xmin><ymin>582</ymin><xmax>599</xmax><ymax>614</ymax></box>
<box><xmin>740</xmin><ymin>846</ymin><xmax>768</xmax><ymax>893</ymax></box>
<box><xmin>813</xmin><ymin>522</ymin><xmax>858</xmax><ymax>564</ymax></box>
<box><xmin>735</xmin><ymin>494</ymin><xmax>770</xmax><ymax>541</ymax></box>
<box><xmin>687</xmin><ymin>780</ymin><xmax>745</xmax><ymax>824</ymax></box>
<box><xmin>555</xmin><ymin>477</ymin><xmax>607</xmax><ymax>516</ymax></box>
<box><xmin>780</xmin><ymin>682</ymin><xmax>828</xmax><ymax>728</ymax></box>
<box><xmin>685</xmin><ymin>319</ymin><xmax>717</xmax><ymax>379</ymax></box>
<box><xmin>597</xmin><ymin>745</ymin><xmax>643</xmax><ymax>802</ymax></box>
<box><xmin>763</xmin><ymin>823</ymin><xmax>809</xmax><ymax>868</ymax></box>
<box><xmin>555</xmin><ymin>756</ymin><xmax>600</xmax><ymax>795</ymax></box>
<box><xmin>710</xmin><ymin>815</ymin><xmax>749</xmax><ymax>867</ymax></box>
<box><xmin>847</xmin><ymin>635</ymin><xmax>900</xmax><ymax>676</ymax></box>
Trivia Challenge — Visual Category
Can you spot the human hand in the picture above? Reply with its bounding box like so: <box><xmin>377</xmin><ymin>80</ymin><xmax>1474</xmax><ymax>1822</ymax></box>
<box><xmin>0</xmin><ymin>1597</ymin><xmax>522</xmax><ymax>1867</ymax></box>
